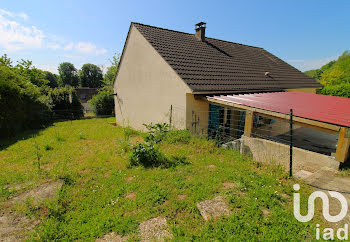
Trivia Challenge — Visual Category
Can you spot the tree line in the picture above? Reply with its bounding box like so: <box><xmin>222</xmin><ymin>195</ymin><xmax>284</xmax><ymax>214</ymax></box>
<box><xmin>42</xmin><ymin>55</ymin><xmax>119</xmax><ymax>89</ymax></box>
<box><xmin>305</xmin><ymin>50</ymin><xmax>350</xmax><ymax>98</ymax></box>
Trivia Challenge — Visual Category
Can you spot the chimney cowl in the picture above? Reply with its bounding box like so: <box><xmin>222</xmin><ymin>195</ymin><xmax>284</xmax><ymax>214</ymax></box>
<box><xmin>195</xmin><ymin>22</ymin><xmax>206</xmax><ymax>41</ymax></box>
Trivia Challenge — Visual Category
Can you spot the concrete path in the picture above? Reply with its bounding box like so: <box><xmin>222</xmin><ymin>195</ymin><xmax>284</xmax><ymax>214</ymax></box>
<box><xmin>296</xmin><ymin>167</ymin><xmax>350</xmax><ymax>228</ymax></box>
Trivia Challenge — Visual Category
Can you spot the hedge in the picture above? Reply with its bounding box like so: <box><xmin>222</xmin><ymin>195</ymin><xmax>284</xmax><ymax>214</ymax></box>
<box><xmin>48</xmin><ymin>87</ymin><xmax>84</xmax><ymax>119</ymax></box>
<box><xmin>88</xmin><ymin>89</ymin><xmax>114</xmax><ymax>115</ymax></box>
<box><xmin>320</xmin><ymin>83</ymin><xmax>350</xmax><ymax>98</ymax></box>
<box><xmin>0</xmin><ymin>65</ymin><xmax>52</xmax><ymax>138</ymax></box>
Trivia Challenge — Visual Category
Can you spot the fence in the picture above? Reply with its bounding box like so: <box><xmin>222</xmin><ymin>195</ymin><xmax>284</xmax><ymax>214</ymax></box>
<box><xmin>185</xmin><ymin>105</ymin><xmax>339</xmax><ymax>175</ymax></box>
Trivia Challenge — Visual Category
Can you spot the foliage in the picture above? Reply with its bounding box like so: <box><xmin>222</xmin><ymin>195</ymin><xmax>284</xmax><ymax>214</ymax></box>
<box><xmin>143</xmin><ymin>123</ymin><xmax>169</xmax><ymax>144</ymax></box>
<box><xmin>129</xmin><ymin>123</ymin><xmax>188</xmax><ymax>168</ymax></box>
<box><xmin>320</xmin><ymin>83</ymin><xmax>350</xmax><ymax>98</ymax></box>
<box><xmin>58</xmin><ymin>62</ymin><xmax>79</xmax><ymax>87</ymax></box>
<box><xmin>48</xmin><ymin>87</ymin><xmax>84</xmax><ymax>119</ymax></box>
<box><xmin>320</xmin><ymin>51</ymin><xmax>350</xmax><ymax>85</ymax></box>
<box><xmin>305</xmin><ymin>50</ymin><xmax>350</xmax><ymax>98</ymax></box>
<box><xmin>0</xmin><ymin>63</ymin><xmax>52</xmax><ymax>138</ymax></box>
<box><xmin>14</xmin><ymin>60</ymin><xmax>49</xmax><ymax>87</ymax></box>
<box><xmin>44</xmin><ymin>71</ymin><xmax>59</xmax><ymax>88</ymax></box>
<box><xmin>129</xmin><ymin>143</ymin><xmax>168</xmax><ymax>168</ymax></box>
<box><xmin>103</xmin><ymin>54</ymin><xmax>120</xmax><ymax>88</ymax></box>
<box><xmin>88</xmin><ymin>89</ymin><xmax>114</xmax><ymax>115</ymax></box>
<box><xmin>129</xmin><ymin>142</ymin><xmax>189</xmax><ymax>168</ymax></box>
<box><xmin>79</xmin><ymin>63</ymin><xmax>103</xmax><ymax>88</ymax></box>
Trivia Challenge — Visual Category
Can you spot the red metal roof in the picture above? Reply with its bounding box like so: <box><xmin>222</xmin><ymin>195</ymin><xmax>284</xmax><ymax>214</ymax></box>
<box><xmin>209</xmin><ymin>92</ymin><xmax>350</xmax><ymax>127</ymax></box>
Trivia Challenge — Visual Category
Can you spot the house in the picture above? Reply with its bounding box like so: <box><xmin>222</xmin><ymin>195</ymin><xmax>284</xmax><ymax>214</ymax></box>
<box><xmin>114</xmin><ymin>22</ymin><xmax>350</xmax><ymax>171</ymax></box>
<box><xmin>114</xmin><ymin>22</ymin><xmax>321</xmax><ymax>130</ymax></box>
<box><xmin>75</xmin><ymin>87</ymin><xmax>99</xmax><ymax>112</ymax></box>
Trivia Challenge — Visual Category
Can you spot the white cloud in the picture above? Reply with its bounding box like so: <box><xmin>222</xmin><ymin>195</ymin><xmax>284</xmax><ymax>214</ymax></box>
<box><xmin>47</xmin><ymin>42</ymin><xmax>61</xmax><ymax>50</ymax></box>
<box><xmin>76</xmin><ymin>42</ymin><xmax>107</xmax><ymax>55</ymax></box>
<box><xmin>35</xmin><ymin>64</ymin><xmax>58</xmax><ymax>74</ymax></box>
<box><xmin>287</xmin><ymin>55</ymin><xmax>339</xmax><ymax>71</ymax></box>
<box><xmin>0</xmin><ymin>9</ymin><xmax>107</xmax><ymax>56</ymax></box>
<box><xmin>64</xmin><ymin>42</ymin><xmax>73</xmax><ymax>50</ymax></box>
<box><xmin>0</xmin><ymin>9</ymin><xmax>28</xmax><ymax>21</ymax></box>
<box><xmin>0</xmin><ymin>14</ymin><xmax>43</xmax><ymax>51</ymax></box>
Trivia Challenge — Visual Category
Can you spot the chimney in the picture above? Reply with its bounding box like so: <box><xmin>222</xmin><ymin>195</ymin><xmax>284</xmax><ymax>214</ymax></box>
<box><xmin>195</xmin><ymin>22</ymin><xmax>206</xmax><ymax>41</ymax></box>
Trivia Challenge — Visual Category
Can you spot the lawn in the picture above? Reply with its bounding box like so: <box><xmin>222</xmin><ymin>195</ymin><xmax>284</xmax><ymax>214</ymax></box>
<box><xmin>0</xmin><ymin>117</ymin><xmax>320</xmax><ymax>241</ymax></box>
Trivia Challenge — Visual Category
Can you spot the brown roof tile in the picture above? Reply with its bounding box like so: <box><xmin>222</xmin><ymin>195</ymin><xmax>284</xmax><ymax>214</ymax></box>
<box><xmin>132</xmin><ymin>22</ymin><xmax>322</xmax><ymax>93</ymax></box>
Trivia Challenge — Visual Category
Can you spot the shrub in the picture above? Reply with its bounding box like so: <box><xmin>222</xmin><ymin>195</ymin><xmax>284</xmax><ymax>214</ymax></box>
<box><xmin>320</xmin><ymin>83</ymin><xmax>350</xmax><ymax>98</ymax></box>
<box><xmin>129</xmin><ymin>143</ymin><xmax>189</xmax><ymax>168</ymax></box>
<box><xmin>89</xmin><ymin>89</ymin><xmax>114</xmax><ymax>115</ymax></box>
<box><xmin>48</xmin><ymin>87</ymin><xmax>84</xmax><ymax>119</ymax></box>
<box><xmin>129</xmin><ymin>143</ymin><xmax>168</xmax><ymax>168</ymax></box>
<box><xmin>143</xmin><ymin>123</ymin><xmax>169</xmax><ymax>144</ymax></box>
<box><xmin>0</xmin><ymin>64</ymin><xmax>52</xmax><ymax>138</ymax></box>
<box><xmin>164</xmin><ymin>129</ymin><xmax>191</xmax><ymax>144</ymax></box>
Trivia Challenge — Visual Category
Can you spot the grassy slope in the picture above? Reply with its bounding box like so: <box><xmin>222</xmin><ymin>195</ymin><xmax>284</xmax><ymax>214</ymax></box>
<box><xmin>0</xmin><ymin>118</ymin><xmax>320</xmax><ymax>241</ymax></box>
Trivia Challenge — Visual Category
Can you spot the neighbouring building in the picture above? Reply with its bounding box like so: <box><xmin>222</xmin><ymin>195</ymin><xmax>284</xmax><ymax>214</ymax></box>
<box><xmin>75</xmin><ymin>87</ymin><xmax>99</xmax><ymax>112</ymax></box>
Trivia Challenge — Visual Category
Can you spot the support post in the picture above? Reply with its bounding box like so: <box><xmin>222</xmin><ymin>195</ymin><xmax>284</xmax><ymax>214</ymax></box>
<box><xmin>290</xmin><ymin>109</ymin><xmax>293</xmax><ymax>177</ymax></box>
<box><xmin>169</xmin><ymin>105</ymin><xmax>172</xmax><ymax>129</ymax></box>
<box><xmin>335</xmin><ymin>127</ymin><xmax>350</xmax><ymax>163</ymax></box>
<box><xmin>244</xmin><ymin>111</ymin><xmax>254</xmax><ymax>137</ymax></box>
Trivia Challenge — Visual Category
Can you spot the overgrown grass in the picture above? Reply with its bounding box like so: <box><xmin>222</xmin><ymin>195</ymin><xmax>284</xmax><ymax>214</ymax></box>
<box><xmin>0</xmin><ymin>118</ymin><xmax>323</xmax><ymax>241</ymax></box>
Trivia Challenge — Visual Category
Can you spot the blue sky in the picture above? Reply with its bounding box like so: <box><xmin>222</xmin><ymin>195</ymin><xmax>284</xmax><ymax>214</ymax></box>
<box><xmin>0</xmin><ymin>0</ymin><xmax>349</xmax><ymax>73</ymax></box>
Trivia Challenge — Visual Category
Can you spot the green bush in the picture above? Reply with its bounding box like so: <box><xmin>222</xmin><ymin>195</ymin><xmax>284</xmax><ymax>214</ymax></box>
<box><xmin>88</xmin><ymin>90</ymin><xmax>114</xmax><ymax>115</ymax></box>
<box><xmin>0</xmin><ymin>65</ymin><xmax>52</xmax><ymax>138</ymax></box>
<box><xmin>48</xmin><ymin>87</ymin><xmax>84</xmax><ymax>119</ymax></box>
<box><xmin>129</xmin><ymin>143</ymin><xmax>189</xmax><ymax>168</ymax></box>
<box><xmin>320</xmin><ymin>83</ymin><xmax>350</xmax><ymax>98</ymax></box>
<box><xmin>143</xmin><ymin>123</ymin><xmax>169</xmax><ymax>144</ymax></box>
<box><xmin>129</xmin><ymin>143</ymin><xmax>168</xmax><ymax>168</ymax></box>
<box><xmin>164</xmin><ymin>129</ymin><xmax>191</xmax><ymax>144</ymax></box>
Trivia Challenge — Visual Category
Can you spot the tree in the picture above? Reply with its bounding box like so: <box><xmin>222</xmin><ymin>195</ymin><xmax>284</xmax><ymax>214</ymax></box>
<box><xmin>44</xmin><ymin>71</ymin><xmax>59</xmax><ymax>88</ymax></box>
<box><xmin>103</xmin><ymin>54</ymin><xmax>120</xmax><ymax>88</ymax></box>
<box><xmin>58</xmin><ymin>62</ymin><xmax>79</xmax><ymax>87</ymax></box>
<box><xmin>79</xmin><ymin>63</ymin><xmax>103</xmax><ymax>88</ymax></box>
<box><xmin>320</xmin><ymin>51</ymin><xmax>350</xmax><ymax>86</ymax></box>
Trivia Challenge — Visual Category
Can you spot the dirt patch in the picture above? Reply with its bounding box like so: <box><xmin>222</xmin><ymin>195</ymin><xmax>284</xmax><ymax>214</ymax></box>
<box><xmin>4</xmin><ymin>181</ymin><xmax>35</xmax><ymax>193</ymax></box>
<box><xmin>96</xmin><ymin>232</ymin><xmax>128</xmax><ymax>242</ymax></box>
<box><xmin>197</xmin><ymin>196</ymin><xmax>231</xmax><ymax>221</ymax></box>
<box><xmin>177</xmin><ymin>194</ymin><xmax>187</xmax><ymax>200</ymax></box>
<box><xmin>9</xmin><ymin>180</ymin><xmax>63</xmax><ymax>205</ymax></box>
<box><xmin>208</xmin><ymin>164</ymin><xmax>217</xmax><ymax>169</ymax></box>
<box><xmin>125</xmin><ymin>177</ymin><xmax>134</xmax><ymax>183</ymax></box>
<box><xmin>130</xmin><ymin>137</ymin><xmax>144</xmax><ymax>145</ymax></box>
<box><xmin>0</xmin><ymin>213</ymin><xmax>40</xmax><ymax>241</ymax></box>
<box><xmin>222</xmin><ymin>182</ymin><xmax>236</xmax><ymax>190</ymax></box>
<box><xmin>261</xmin><ymin>208</ymin><xmax>271</xmax><ymax>217</ymax></box>
<box><xmin>281</xmin><ymin>193</ymin><xmax>290</xmax><ymax>199</ymax></box>
<box><xmin>125</xmin><ymin>192</ymin><xmax>136</xmax><ymax>201</ymax></box>
<box><xmin>138</xmin><ymin>216</ymin><xmax>172</xmax><ymax>241</ymax></box>
<box><xmin>185</xmin><ymin>175</ymin><xmax>192</xmax><ymax>181</ymax></box>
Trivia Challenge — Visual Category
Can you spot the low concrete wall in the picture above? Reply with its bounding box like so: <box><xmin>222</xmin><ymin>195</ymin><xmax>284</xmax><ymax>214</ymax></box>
<box><xmin>241</xmin><ymin>135</ymin><xmax>339</xmax><ymax>172</ymax></box>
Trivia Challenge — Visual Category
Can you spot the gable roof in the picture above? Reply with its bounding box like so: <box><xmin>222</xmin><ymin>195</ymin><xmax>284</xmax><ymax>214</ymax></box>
<box><xmin>131</xmin><ymin>22</ymin><xmax>322</xmax><ymax>93</ymax></box>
